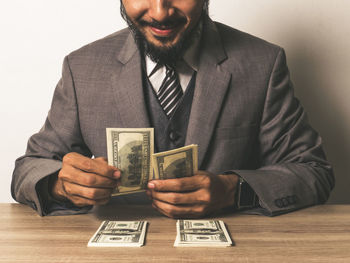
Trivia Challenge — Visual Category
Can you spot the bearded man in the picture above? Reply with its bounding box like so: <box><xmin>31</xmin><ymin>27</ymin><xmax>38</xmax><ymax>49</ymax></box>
<box><xmin>12</xmin><ymin>0</ymin><xmax>334</xmax><ymax>217</ymax></box>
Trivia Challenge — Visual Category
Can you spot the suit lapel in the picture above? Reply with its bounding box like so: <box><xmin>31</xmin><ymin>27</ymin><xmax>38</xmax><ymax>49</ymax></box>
<box><xmin>185</xmin><ymin>19</ymin><xmax>231</xmax><ymax>167</ymax></box>
<box><xmin>111</xmin><ymin>32</ymin><xmax>151</xmax><ymax>128</ymax></box>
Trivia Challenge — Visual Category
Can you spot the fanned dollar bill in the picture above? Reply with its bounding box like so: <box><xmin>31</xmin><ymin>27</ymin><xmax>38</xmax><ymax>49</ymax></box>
<box><xmin>174</xmin><ymin>220</ymin><xmax>232</xmax><ymax>247</ymax></box>
<box><xmin>106</xmin><ymin>128</ymin><xmax>154</xmax><ymax>196</ymax></box>
<box><xmin>152</xmin><ymin>144</ymin><xmax>198</xmax><ymax>180</ymax></box>
<box><xmin>88</xmin><ymin>221</ymin><xmax>148</xmax><ymax>247</ymax></box>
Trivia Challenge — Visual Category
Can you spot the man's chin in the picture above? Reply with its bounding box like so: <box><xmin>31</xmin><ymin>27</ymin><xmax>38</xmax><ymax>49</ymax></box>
<box><xmin>130</xmin><ymin>22</ymin><xmax>195</xmax><ymax>65</ymax></box>
<box><xmin>141</xmin><ymin>33</ymin><xmax>186</xmax><ymax>65</ymax></box>
<box><xmin>143</xmin><ymin>42</ymin><xmax>181</xmax><ymax>65</ymax></box>
<box><xmin>147</xmin><ymin>38</ymin><xmax>179</xmax><ymax>50</ymax></box>
<box><xmin>153</xmin><ymin>35</ymin><xmax>175</xmax><ymax>44</ymax></box>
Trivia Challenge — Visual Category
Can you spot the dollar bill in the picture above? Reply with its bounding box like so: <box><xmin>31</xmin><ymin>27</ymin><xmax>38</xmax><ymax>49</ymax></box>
<box><xmin>106</xmin><ymin>128</ymin><xmax>154</xmax><ymax>196</ymax></box>
<box><xmin>152</xmin><ymin>144</ymin><xmax>198</xmax><ymax>180</ymax></box>
<box><xmin>88</xmin><ymin>221</ymin><xmax>148</xmax><ymax>247</ymax></box>
<box><xmin>174</xmin><ymin>220</ymin><xmax>232</xmax><ymax>247</ymax></box>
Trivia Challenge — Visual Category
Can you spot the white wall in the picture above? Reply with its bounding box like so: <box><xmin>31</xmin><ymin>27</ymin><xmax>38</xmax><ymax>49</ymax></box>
<box><xmin>1</xmin><ymin>1</ymin><xmax>349</xmax><ymax>203</ymax></box>
<box><xmin>1</xmin><ymin>0</ymin><xmax>124</xmax><ymax>203</ymax></box>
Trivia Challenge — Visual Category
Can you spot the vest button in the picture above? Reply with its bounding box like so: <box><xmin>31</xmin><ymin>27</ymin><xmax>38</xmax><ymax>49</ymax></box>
<box><xmin>169</xmin><ymin>131</ymin><xmax>177</xmax><ymax>141</ymax></box>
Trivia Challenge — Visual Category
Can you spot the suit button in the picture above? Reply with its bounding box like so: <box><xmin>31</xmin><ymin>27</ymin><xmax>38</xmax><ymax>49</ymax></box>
<box><xmin>275</xmin><ymin>199</ymin><xmax>283</xmax><ymax>208</ymax></box>
<box><xmin>282</xmin><ymin>197</ymin><xmax>289</xmax><ymax>207</ymax></box>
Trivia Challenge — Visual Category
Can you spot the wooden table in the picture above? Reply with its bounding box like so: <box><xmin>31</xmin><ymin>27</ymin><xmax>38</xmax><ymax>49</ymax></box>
<box><xmin>0</xmin><ymin>204</ymin><xmax>349</xmax><ymax>262</ymax></box>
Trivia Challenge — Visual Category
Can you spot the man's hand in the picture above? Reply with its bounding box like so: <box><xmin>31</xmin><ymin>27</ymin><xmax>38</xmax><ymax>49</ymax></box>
<box><xmin>146</xmin><ymin>171</ymin><xmax>239</xmax><ymax>218</ymax></box>
<box><xmin>51</xmin><ymin>152</ymin><xmax>120</xmax><ymax>207</ymax></box>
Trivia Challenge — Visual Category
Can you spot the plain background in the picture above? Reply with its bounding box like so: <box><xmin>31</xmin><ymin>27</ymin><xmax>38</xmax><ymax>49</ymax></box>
<box><xmin>1</xmin><ymin>1</ymin><xmax>349</xmax><ymax>204</ymax></box>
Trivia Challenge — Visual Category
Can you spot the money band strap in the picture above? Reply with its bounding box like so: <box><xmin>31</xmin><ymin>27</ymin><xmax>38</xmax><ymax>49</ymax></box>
<box><xmin>156</xmin><ymin>65</ymin><xmax>183</xmax><ymax>117</ymax></box>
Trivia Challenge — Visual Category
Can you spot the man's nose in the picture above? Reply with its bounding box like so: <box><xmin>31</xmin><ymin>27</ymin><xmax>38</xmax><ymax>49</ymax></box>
<box><xmin>148</xmin><ymin>0</ymin><xmax>174</xmax><ymax>22</ymax></box>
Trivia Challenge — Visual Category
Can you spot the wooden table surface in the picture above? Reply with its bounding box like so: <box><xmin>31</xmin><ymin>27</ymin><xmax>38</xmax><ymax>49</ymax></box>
<box><xmin>0</xmin><ymin>203</ymin><xmax>349</xmax><ymax>263</ymax></box>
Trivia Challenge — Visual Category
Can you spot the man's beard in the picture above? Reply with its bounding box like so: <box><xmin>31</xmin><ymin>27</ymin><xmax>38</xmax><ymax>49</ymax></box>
<box><xmin>120</xmin><ymin>2</ymin><xmax>208</xmax><ymax>66</ymax></box>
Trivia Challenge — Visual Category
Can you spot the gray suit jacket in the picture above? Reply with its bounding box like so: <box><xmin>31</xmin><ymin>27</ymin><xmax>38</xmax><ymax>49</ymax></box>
<box><xmin>12</xmin><ymin>18</ymin><xmax>334</xmax><ymax>216</ymax></box>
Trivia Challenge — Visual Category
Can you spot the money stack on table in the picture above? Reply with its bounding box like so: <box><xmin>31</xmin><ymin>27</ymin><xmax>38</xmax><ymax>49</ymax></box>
<box><xmin>88</xmin><ymin>221</ymin><xmax>148</xmax><ymax>247</ymax></box>
<box><xmin>174</xmin><ymin>220</ymin><xmax>232</xmax><ymax>247</ymax></box>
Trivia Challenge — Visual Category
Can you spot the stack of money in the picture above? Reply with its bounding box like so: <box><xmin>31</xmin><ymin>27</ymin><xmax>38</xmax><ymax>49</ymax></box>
<box><xmin>106</xmin><ymin>128</ymin><xmax>198</xmax><ymax>196</ymax></box>
<box><xmin>152</xmin><ymin>144</ymin><xmax>198</xmax><ymax>180</ymax></box>
<box><xmin>106</xmin><ymin>128</ymin><xmax>154</xmax><ymax>196</ymax></box>
<box><xmin>88</xmin><ymin>221</ymin><xmax>147</xmax><ymax>247</ymax></box>
<box><xmin>174</xmin><ymin>220</ymin><xmax>232</xmax><ymax>247</ymax></box>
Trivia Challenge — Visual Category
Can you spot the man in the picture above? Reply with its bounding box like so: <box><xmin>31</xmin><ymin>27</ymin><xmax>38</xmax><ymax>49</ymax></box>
<box><xmin>12</xmin><ymin>0</ymin><xmax>334</xmax><ymax>217</ymax></box>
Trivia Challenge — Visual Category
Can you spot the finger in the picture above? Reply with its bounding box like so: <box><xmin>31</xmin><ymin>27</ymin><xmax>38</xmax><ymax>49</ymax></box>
<box><xmin>152</xmin><ymin>199</ymin><xmax>206</xmax><ymax>219</ymax></box>
<box><xmin>51</xmin><ymin>176</ymin><xmax>70</xmax><ymax>202</ymax></box>
<box><xmin>150</xmin><ymin>189</ymin><xmax>210</xmax><ymax>205</ymax></box>
<box><xmin>59</xmin><ymin>164</ymin><xmax>118</xmax><ymax>188</ymax></box>
<box><xmin>63</xmin><ymin>181</ymin><xmax>114</xmax><ymax>201</ymax></box>
<box><xmin>148</xmin><ymin>174</ymin><xmax>210</xmax><ymax>192</ymax></box>
<box><xmin>68</xmin><ymin>195</ymin><xmax>110</xmax><ymax>207</ymax></box>
<box><xmin>94</xmin><ymin>157</ymin><xmax>108</xmax><ymax>162</ymax></box>
<box><xmin>94</xmin><ymin>157</ymin><xmax>121</xmax><ymax>178</ymax></box>
<box><xmin>63</xmin><ymin>152</ymin><xmax>119</xmax><ymax>179</ymax></box>
<box><xmin>152</xmin><ymin>201</ymin><xmax>184</xmax><ymax>218</ymax></box>
<box><xmin>145</xmin><ymin>190</ymin><xmax>152</xmax><ymax>200</ymax></box>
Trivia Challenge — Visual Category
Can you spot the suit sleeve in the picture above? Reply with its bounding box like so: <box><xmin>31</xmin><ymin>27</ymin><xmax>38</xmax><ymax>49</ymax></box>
<box><xmin>233</xmin><ymin>49</ymin><xmax>335</xmax><ymax>216</ymax></box>
<box><xmin>11</xmin><ymin>56</ymin><xmax>92</xmax><ymax>216</ymax></box>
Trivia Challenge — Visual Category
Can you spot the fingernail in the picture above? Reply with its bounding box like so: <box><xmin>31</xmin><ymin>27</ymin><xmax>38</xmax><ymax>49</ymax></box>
<box><xmin>148</xmin><ymin>182</ymin><xmax>155</xmax><ymax>189</ymax></box>
<box><xmin>114</xmin><ymin>170</ymin><xmax>121</xmax><ymax>178</ymax></box>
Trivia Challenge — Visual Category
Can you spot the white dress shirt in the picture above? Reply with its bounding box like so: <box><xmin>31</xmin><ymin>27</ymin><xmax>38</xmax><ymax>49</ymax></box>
<box><xmin>145</xmin><ymin>24</ymin><xmax>201</xmax><ymax>94</ymax></box>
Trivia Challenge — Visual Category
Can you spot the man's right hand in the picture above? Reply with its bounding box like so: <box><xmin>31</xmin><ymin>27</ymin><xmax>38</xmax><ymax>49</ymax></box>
<box><xmin>51</xmin><ymin>152</ymin><xmax>120</xmax><ymax>207</ymax></box>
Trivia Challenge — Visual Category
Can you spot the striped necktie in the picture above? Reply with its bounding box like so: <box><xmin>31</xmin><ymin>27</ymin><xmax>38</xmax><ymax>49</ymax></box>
<box><xmin>156</xmin><ymin>65</ymin><xmax>183</xmax><ymax>117</ymax></box>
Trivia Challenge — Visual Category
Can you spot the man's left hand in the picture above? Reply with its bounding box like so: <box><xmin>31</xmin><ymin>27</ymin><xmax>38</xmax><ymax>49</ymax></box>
<box><xmin>146</xmin><ymin>171</ymin><xmax>239</xmax><ymax>218</ymax></box>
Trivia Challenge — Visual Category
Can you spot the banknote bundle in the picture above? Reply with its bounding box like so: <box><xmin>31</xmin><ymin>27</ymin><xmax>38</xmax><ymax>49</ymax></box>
<box><xmin>106</xmin><ymin>128</ymin><xmax>198</xmax><ymax>196</ymax></box>
<box><xmin>152</xmin><ymin>144</ymin><xmax>198</xmax><ymax>180</ymax></box>
<box><xmin>87</xmin><ymin>221</ymin><xmax>147</xmax><ymax>247</ymax></box>
<box><xmin>174</xmin><ymin>220</ymin><xmax>232</xmax><ymax>247</ymax></box>
<box><xmin>106</xmin><ymin>128</ymin><xmax>154</xmax><ymax>196</ymax></box>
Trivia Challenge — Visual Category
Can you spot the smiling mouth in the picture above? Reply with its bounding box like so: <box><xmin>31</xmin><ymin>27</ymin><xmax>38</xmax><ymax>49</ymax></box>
<box><xmin>149</xmin><ymin>25</ymin><xmax>178</xmax><ymax>37</ymax></box>
<box><xmin>139</xmin><ymin>18</ymin><xmax>186</xmax><ymax>39</ymax></box>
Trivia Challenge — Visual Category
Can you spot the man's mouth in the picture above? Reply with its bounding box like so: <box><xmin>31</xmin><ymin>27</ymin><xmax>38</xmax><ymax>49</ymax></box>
<box><xmin>150</xmin><ymin>26</ymin><xmax>176</xmax><ymax>37</ymax></box>
<box><xmin>139</xmin><ymin>18</ymin><xmax>186</xmax><ymax>38</ymax></box>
